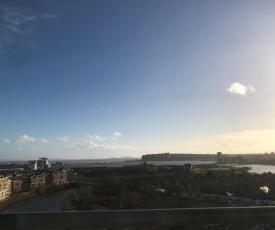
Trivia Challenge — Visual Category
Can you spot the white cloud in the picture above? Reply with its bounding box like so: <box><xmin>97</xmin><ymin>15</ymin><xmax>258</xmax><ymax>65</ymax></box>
<box><xmin>2</xmin><ymin>139</ymin><xmax>10</xmax><ymax>144</ymax></box>
<box><xmin>86</xmin><ymin>132</ymin><xmax>122</xmax><ymax>141</ymax></box>
<box><xmin>16</xmin><ymin>134</ymin><xmax>48</xmax><ymax>144</ymax></box>
<box><xmin>57</xmin><ymin>136</ymin><xmax>69</xmax><ymax>143</ymax></box>
<box><xmin>227</xmin><ymin>82</ymin><xmax>255</xmax><ymax>95</ymax></box>
<box><xmin>111</xmin><ymin>132</ymin><xmax>122</xmax><ymax>140</ymax></box>
<box><xmin>73</xmin><ymin>139</ymin><xmax>133</xmax><ymax>151</ymax></box>
<box><xmin>86</xmin><ymin>134</ymin><xmax>106</xmax><ymax>141</ymax></box>
<box><xmin>247</xmin><ymin>85</ymin><xmax>255</xmax><ymax>92</ymax></box>
<box><xmin>74</xmin><ymin>139</ymin><xmax>100</xmax><ymax>150</ymax></box>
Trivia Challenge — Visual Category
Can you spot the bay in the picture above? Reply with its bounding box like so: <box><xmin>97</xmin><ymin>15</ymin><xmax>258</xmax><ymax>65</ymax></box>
<box><xmin>2</xmin><ymin>189</ymin><xmax>77</xmax><ymax>213</ymax></box>
<box><xmin>73</xmin><ymin>160</ymin><xmax>216</xmax><ymax>168</ymax></box>
<box><xmin>237</xmin><ymin>164</ymin><xmax>275</xmax><ymax>174</ymax></box>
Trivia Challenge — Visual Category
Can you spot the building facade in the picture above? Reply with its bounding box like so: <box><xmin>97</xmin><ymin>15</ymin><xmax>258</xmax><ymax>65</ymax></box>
<box><xmin>11</xmin><ymin>179</ymin><xmax>23</xmax><ymax>193</ymax></box>
<box><xmin>28</xmin><ymin>157</ymin><xmax>51</xmax><ymax>171</ymax></box>
<box><xmin>23</xmin><ymin>174</ymin><xmax>46</xmax><ymax>190</ymax></box>
<box><xmin>47</xmin><ymin>170</ymin><xmax>67</xmax><ymax>186</ymax></box>
<box><xmin>0</xmin><ymin>176</ymin><xmax>11</xmax><ymax>200</ymax></box>
<box><xmin>28</xmin><ymin>161</ymin><xmax>37</xmax><ymax>171</ymax></box>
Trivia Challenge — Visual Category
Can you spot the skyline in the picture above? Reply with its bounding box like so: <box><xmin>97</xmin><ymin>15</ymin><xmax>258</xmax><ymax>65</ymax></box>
<box><xmin>1</xmin><ymin>1</ymin><xmax>275</xmax><ymax>159</ymax></box>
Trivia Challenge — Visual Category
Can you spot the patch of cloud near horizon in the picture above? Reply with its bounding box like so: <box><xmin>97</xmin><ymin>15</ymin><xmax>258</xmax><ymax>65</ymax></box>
<box><xmin>57</xmin><ymin>136</ymin><xmax>69</xmax><ymax>143</ymax></box>
<box><xmin>227</xmin><ymin>82</ymin><xmax>255</xmax><ymax>95</ymax></box>
<box><xmin>2</xmin><ymin>139</ymin><xmax>10</xmax><ymax>144</ymax></box>
<box><xmin>72</xmin><ymin>139</ymin><xmax>134</xmax><ymax>151</ymax></box>
<box><xmin>16</xmin><ymin>134</ymin><xmax>48</xmax><ymax>144</ymax></box>
<box><xmin>71</xmin><ymin>131</ymin><xmax>131</xmax><ymax>151</ymax></box>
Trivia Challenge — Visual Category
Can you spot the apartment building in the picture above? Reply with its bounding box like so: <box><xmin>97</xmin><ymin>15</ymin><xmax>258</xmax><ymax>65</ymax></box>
<box><xmin>47</xmin><ymin>170</ymin><xmax>67</xmax><ymax>186</ymax></box>
<box><xmin>28</xmin><ymin>157</ymin><xmax>51</xmax><ymax>171</ymax></box>
<box><xmin>11</xmin><ymin>179</ymin><xmax>23</xmax><ymax>193</ymax></box>
<box><xmin>23</xmin><ymin>174</ymin><xmax>46</xmax><ymax>190</ymax></box>
<box><xmin>0</xmin><ymin>176</ymin><xmax>11</xmax><ymax>200</ymax></box>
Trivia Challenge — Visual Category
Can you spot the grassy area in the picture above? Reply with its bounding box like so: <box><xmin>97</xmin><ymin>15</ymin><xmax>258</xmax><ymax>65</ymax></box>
<box><xmin>193</xmin><ymin>166</ymin><xmax>235</xmax><ymax>174</ymax></box>
<box><xmin>193</xmin><ymin>165</ymin><xmax>250</xmax><ymax>174</ymax></box>
<box><xmin>207</xmin><ymin>167</ymin><xmax>231</xmax><ymax>171</ymax></box>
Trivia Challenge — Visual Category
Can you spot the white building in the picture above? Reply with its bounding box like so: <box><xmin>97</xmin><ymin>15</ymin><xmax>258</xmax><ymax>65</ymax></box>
<box><xmin>28</xmin><ymin>161</ymin><xmax>37</xmax><ymax>171</ymax></box>
<box><xmin>28</xmin><ymin>157</ymin><xmax>51</xmax><ymax>171</ymax></box>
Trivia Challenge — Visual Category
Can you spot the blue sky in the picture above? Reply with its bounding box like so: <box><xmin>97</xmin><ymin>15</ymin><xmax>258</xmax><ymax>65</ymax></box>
<box><xmin>1</xmin><ymin>0</ymin><xmax>275</xmax><ymax>160</ymax></box>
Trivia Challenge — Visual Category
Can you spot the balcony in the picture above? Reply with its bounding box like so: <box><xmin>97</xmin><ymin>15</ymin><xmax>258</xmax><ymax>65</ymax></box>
<box><xmin>1</xmin><ymin>207</ymin><xmax>275</xmax><ymax>229</ymax></box>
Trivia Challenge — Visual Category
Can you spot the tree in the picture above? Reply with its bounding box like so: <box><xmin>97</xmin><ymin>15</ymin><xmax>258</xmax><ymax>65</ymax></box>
<box><xmin>78</xmin><ymin>186</ymin><xmax>94</xmax><ymax>206</ymax></box>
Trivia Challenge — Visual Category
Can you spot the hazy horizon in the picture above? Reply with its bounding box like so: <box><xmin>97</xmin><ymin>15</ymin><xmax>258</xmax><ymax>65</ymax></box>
<box><xmin>1</xmin><ymin>1</ymin><xmax>275</xmax><ymax>160</ymax></box>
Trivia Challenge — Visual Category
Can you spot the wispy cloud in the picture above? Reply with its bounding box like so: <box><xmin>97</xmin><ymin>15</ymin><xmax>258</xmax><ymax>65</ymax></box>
<box><xmin>111</xmin><ymin>132</ymin><xmax>122</xmax><ymax>140</ymax></box>
<box><xmin>0</xmin><ymin>6</ymin><xmax>59</xmax><ymax>64</ymax></box>
<box><xmin>2</xmin><ymin>139</ymin><xmax>10</xmax><ymax>144</ymax></box>
<box><xmin>1</xmin><ymin>6</ymin><xmax>58</xmax><ymax>34</ymax></box>
<box><xmin>101</xmin><ymin>105</ymin><xmax>113</xmax><ymax>112</ymax></box>
<box><xmin>57</xmin><ymin>136</ymin><xmax>69</xmax><ymax>143</ymax></box>
<box><xmin>2</xmin><ymin>24</ymin><xmax>23</xmax><ymax>34</ymax></box>
<box><xmin>227</xmin><ymin>82</ymin><xmax>255</xmax><ymax>95</ymax></box>
<box><xmin>16</xmin><ymin>134</ymin><xmax>48</xmax><ymax>144</ymax></box>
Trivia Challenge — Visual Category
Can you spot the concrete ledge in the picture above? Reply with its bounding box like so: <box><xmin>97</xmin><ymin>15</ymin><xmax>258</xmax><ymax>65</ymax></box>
<box><xmin>1</xmin><ymin>207</ymin><xmax>275</xmax><ymax>229</ymax></box>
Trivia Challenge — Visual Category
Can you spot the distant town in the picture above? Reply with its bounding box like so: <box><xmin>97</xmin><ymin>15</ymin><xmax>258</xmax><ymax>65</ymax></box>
<box><xmin>0</xmin><ymin>153</ymin><xmax>275</xmax><ymax>229</ymax></box>
<box><xmin>0</xmin><ymin>152</ymin><xmax>275</xmax><ymax>213</ymax></box>
<box><xmin>142</xmin><ymin>152</ymin><xmax>275</xmax><ymax>165</ymax></box>
<box><xmin>0</xmin><ymin>157</ymin><xmax>68</xmax><ymax>208</ymax></box>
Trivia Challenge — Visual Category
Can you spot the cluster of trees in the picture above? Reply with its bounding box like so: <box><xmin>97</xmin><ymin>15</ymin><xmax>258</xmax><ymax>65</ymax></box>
<box><xmin>63</xmin><ymin>167</ymin><xmax>198</xmax><ymax>210</ymax></box>
<box><xmin>62</xmin><ymin>165</ymin><xmax>275</xmax><ymax>211</ymax></box>
<box><xmin>197</xmin><ymin>169</ymin><xmax>275</xmax><ymax>200</ymax></box>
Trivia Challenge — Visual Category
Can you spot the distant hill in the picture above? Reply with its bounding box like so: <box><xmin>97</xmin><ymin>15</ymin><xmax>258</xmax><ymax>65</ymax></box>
<box><xmin>141</xmin><ymin>153</ymin><xmax>216</xmax><ymax>161</ymax></box>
